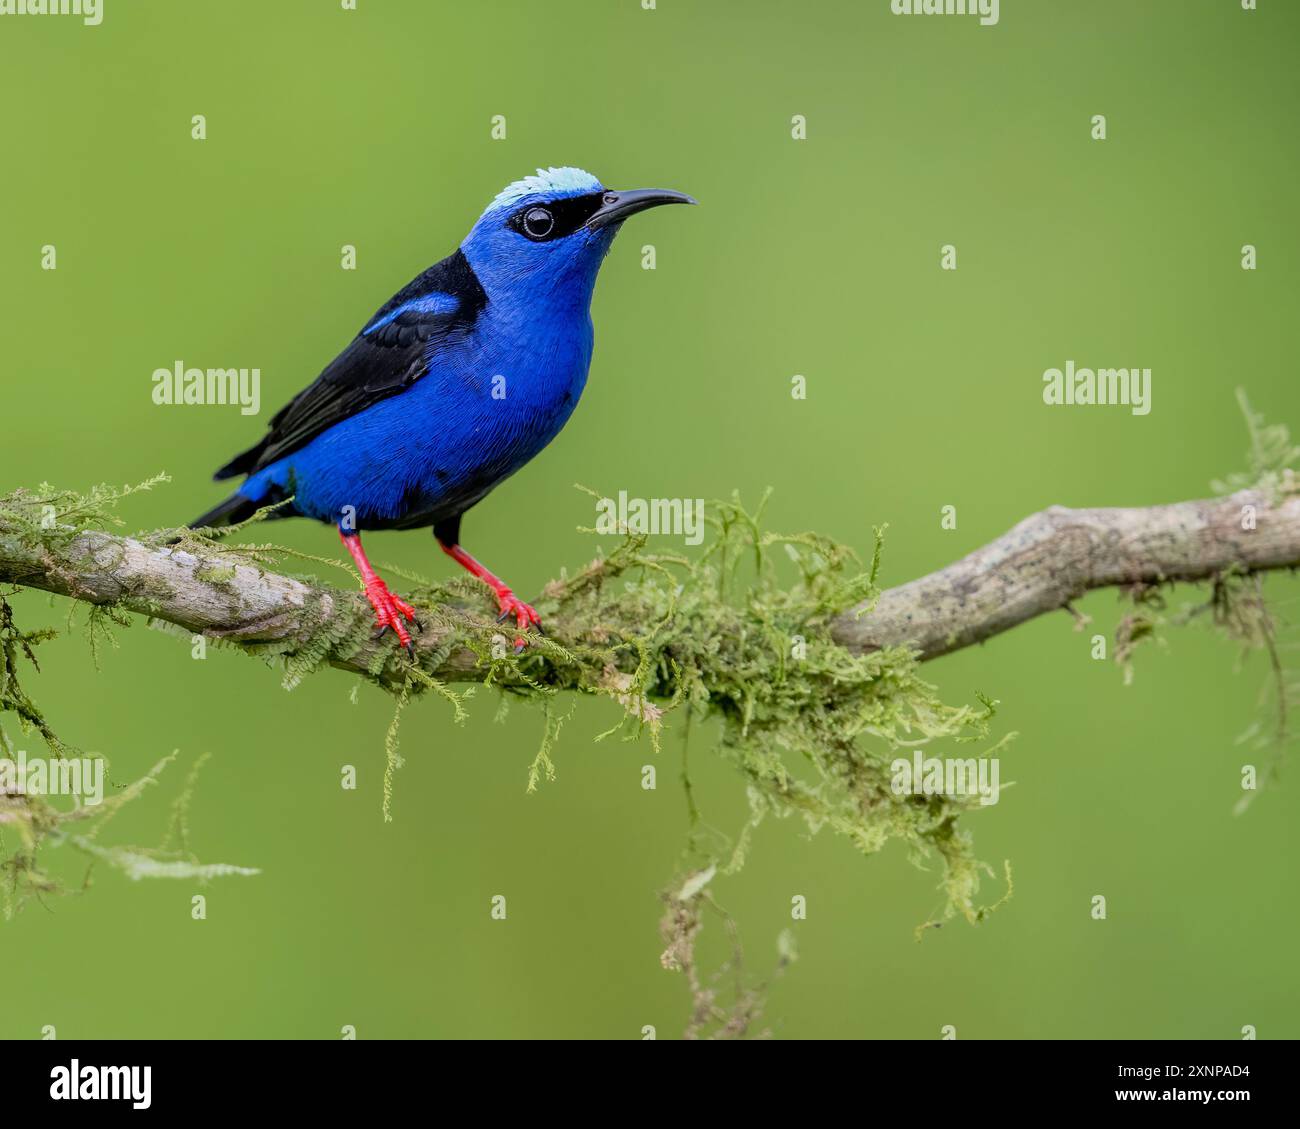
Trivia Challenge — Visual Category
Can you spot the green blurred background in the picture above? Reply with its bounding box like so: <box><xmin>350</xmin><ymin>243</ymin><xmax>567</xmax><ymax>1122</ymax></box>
<box><xmin>2</xmin><ymin>0</ymin><xmax>1297</xmax><ymax>1039</ymax></box>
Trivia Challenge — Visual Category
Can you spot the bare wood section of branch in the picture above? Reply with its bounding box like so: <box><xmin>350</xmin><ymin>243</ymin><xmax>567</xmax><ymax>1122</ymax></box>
<box><xmin>831</xmin><ymin>489</ymin><xmax>1300</xmax><ymax>660</ymax></box>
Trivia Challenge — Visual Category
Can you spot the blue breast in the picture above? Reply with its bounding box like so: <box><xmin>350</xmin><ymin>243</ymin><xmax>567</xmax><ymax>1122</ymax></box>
<box><xmin>244</xmin><ymin>302</ymin><xmax>594</xmax><ymax>530</ymax></box>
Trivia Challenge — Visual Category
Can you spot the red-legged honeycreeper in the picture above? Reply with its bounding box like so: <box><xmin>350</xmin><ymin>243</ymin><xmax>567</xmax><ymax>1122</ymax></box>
<box><xmin>190</xmin><ymin>168</ymin><xmax>696</xmax><ymax>655</ymax></box>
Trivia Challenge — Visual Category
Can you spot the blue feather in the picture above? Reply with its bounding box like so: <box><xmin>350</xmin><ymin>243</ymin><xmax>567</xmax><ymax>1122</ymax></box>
<box><xmin>362</xmin><ymin>292</ymin><xmax>460</xmax><ymax>337</ymax></box>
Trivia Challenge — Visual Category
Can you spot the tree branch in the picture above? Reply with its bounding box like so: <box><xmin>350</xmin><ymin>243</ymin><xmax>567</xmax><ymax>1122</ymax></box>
<box><xmin>0</xmin><ymin>523</ymin><xmax>487</xmax><ymax>687</ymax></box>
<box><xmin>1</xmin><ymin>489</ymin><xmax>1296</xmax><ymax>686</ymax></box>
<box><xmin>833</xmin><ymin>488</ymin><xmax>1300</xmax><ymax>661</ymax></box>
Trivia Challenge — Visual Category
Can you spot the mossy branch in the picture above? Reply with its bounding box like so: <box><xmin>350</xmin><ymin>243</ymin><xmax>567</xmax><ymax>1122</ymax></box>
<box><xmin>4</xmin><ymin>398</ymin><xmax>1295</xmax><ymax>1028</ymax></box>
<box><xmin>0</xmin><ymin>489</ymin><xmax>1296</xmax><ymax>685</ymax></box>
<box><xmin>2</xmin><ymin>421</ymin><xmax>1296</xmax><ymax>934</ymax></box>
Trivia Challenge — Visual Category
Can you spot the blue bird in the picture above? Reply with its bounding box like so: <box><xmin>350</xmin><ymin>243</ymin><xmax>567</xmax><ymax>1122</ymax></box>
<box><xmin>191</xmin><ymin>167</ymin><xmax>695</xmax><ymax>654</ymax></box>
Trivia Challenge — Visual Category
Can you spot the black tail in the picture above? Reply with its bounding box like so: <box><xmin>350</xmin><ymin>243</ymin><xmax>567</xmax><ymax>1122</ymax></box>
<box><xmin>213</xmin><ymin>442</ymin><xmax>265</xmax><ymax>482</ymax></box>
<box><xmin>189</xmin><ymin>492</ymin><xmax>260</xmax><ymax>531</ymax></box>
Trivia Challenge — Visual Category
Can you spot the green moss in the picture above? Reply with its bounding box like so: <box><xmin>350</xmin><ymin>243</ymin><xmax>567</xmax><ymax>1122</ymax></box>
<box><xmin>193</xmin><ymin>563</ymin><xmax>238</xmax><ymax>585</ymax></box>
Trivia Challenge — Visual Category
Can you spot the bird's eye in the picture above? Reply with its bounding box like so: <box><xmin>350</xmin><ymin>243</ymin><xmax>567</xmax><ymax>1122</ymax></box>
<box><xmin>521</xmin><ymin>207</ymin><xmax>554</xmax><ymax>240</ymax></box>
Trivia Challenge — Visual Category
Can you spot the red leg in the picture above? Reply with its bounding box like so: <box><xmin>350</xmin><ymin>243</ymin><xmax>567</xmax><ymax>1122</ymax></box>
<box><xmin>339</xmin><ymin>528</ymin><xmax>419</xmax><ymax>655</ymax></box>
<box><xmin>439</xmin><ymin>541</ymin><xmax>540</xmax><ymax>652</ymax></box>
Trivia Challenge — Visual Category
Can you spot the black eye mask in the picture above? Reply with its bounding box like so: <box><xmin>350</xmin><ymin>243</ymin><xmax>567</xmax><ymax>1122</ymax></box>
<box><xmin>507</xmin><ymin>192</ymin><xmax>606</xmax><ymax>242</ymax></box>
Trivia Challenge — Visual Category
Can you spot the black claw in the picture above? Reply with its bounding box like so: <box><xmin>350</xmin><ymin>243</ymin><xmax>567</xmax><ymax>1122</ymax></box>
<box><xmin>496</xmin><ymin>608</ymin><xmax>512</xmax><ymax>624</ymax></box>
<box><xmin>410</xmin><ymin>617</ymin><xmax>424</xmax><ymax>633</ymax></box>
<box><xmin>404</xmin><ymin>640</ymin><xmax>417</xmax><ymax>659</ymax></box>
<box><xmin>513</xmin><ymin>641</ymin><xmax>526</xmax><ymax>655</ymax></box>
<box><xmin>375</xmin><ymin>624</ymin><xmax>392</xmax><ymax>639</ymax></box>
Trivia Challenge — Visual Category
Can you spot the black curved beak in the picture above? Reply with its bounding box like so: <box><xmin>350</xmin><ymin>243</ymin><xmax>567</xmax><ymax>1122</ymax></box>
<box><xmin>586</xmin><ymin>188</ymin><xmax>697</xmax><ymax>231</ymax></box>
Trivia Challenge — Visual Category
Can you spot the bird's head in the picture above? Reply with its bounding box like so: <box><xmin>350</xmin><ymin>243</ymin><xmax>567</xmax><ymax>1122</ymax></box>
<box><xmin>461</xmin><ymin>167</ymin><xmax>695</xmax><ymax>307</ymax></box>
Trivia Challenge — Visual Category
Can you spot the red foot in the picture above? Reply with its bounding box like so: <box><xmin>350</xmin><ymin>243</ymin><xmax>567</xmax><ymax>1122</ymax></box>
<box><xmin>437</xmin><ymin>540</ymin><xmax>540</xmax><ymax>653</ymax></box>
<box><xmin>365</xmin><ymin>578</ymin><xmax>419</xmax><ymax>653</ymax></box>
<box><xmin>340</xmin><ymin>528</ymin><xmax>420</xmax><ymax>658</ymax></box>
<box><xmin>495</xmin><ymin>591</ymin><xmax>542</xmax><ymax>653</ymax></box>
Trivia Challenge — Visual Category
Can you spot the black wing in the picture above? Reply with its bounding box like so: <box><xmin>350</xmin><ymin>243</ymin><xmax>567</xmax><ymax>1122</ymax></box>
<box><xmin>214</xmin><ymin>248</ymin><xmax>487</xmax><ymax>480</ymax></box>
